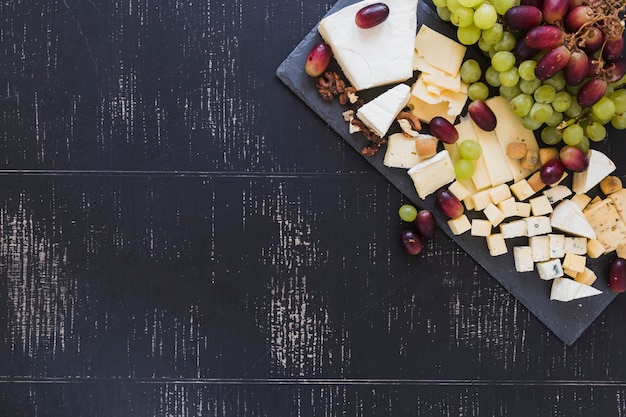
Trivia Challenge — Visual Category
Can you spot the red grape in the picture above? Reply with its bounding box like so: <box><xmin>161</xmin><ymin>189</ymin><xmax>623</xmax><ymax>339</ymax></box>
<box><xmin>605</xmin><ymin>59</ymin><xmax>626</xmax><ymax>83</ymax></box>
<box><xmin>401</xmin><ymin>229</ymin><xmax>423</xmax><ymax>255</ymax></box>
<box><xmin>577</xmin><ymin>78</ymin><xmax>607</xmax><ymax>108</ymax></box>
<box><xmin>468</xmin><ymin>100</ymin><xmax>497</xmax><ymax>131</ymax></box>
<box><xmin>525</xmin><ymin>25</ymin><xmax>565</xmax><ymax>50</ymax></box>
<box><xmin>587</xmin><ymin>58</ymin><xmax>602</xmax><ymax>78</ymax></box>
<box><xmin>564</xmin><ymin>6</ymin><xmax>593</xmax><ymax>32</ymax></box>
<box><xmin>563</xmin><ymin>49</ymin><xmax>589</xmax><ymax>85</ymax></box>
<box><xmin>515</xmin><ymin>36</ymin><xmax>540</xmax><ymax>61</ymax></box>
<box><xmin>579</xmin><ymin>27</ymin><xmax>603</xmax><ymax>53</ymax></box>
<box><xmin>436</xmin><ymin>189</ymin><xmax>464</xmax><ymax>219</ymax></box>
<box><xmin>304</xmin><ymin>43</ymin><xmax>333</xmax><ymax>77</ymax></box>
<box><xmin>542</xmin><ymin>0</ymin><xmax>569</xmax><ymax>24</ymax></box>
<box><xmin>535</xmin><ymin>45</ymin><xmax>571</xmax><ymax>80</ymax></box>
<box><xmin>504</xmin><ymin>5</ymin><xmax>543</xmax><ymax>30</ymax></box>
<box><xmin>559</xmin><ymin>145</ymin><xmax>589</xmax><ymax>172</ymax></box>
<box><xmin>429</xmin><ymin>117</ymin><xmax>459</xmax><ymax>144</ymax></box>
<box><xmin>603</xmin><ymin>37</ymin><xmax>624</xmax><ymax>63</ymax></box>
<box><xmin>540</xmin><ymin>159</ymin><xmax>565</xmax><ymax>184</ymax></box>
<box><xmin>415</xmin><ymin>210</ymin><xmax>436</xmax><ymax>239</ymax></box>
<box><xmin>355</xmin><ymin>3</ymin><xmax>390</xmax><ymax>29</ymax></box>
<box><xmin>608</xmin><ymin>258</ymin><xmax>626</xmax><ymax>293</ymax></box>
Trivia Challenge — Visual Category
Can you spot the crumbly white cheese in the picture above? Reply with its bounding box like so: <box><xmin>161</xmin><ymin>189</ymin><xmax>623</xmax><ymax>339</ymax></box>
<box><xmin>572</xmin><ymin>149</ymin><xmax>616</xmax><ymax>194</ymax></box>
<box><xmin>318</xmin><ymin>0</ymin><xmax>418</xmax><ymax>91</ymax></box>
<box><xmin>357</xmin><ymin>83</ymin><xmax>411</xmax><ymax>137</ymax></box>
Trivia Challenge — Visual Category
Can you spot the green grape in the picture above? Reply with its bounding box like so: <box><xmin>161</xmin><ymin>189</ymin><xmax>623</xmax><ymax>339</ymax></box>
<box><xmin>433</xmin><ymin>0</ymin><xmax>448</xmax><ymax>7</ymax></box>
<box><xmin>399</xmin><ymin>204</ymin><xmax>418</xmax><ymax>222</ymax></box>
<box><xmin>499</xmin><ymin>84</ymin><xmax>522</xmax><ymax>100</ymax></box>
<box><xmin>605</xmin><ymin>84</ymin><xmax>615</xmax><ymax>97</ymax></box>
<box><xmin>565</xmin><ymin>82</ymin><xmax>583</xmax><ymax>96</ymax></box>
<box><xmin>541</xmin><ymin>126</ymin><xmax>563</xmax><ymax>145</ymax></box>
<box><xmin>492</xmin><ymin>0</ymin><xmax>516</xmax><ymax>15</ymax></box>
<box><xmin>478</xmin><ymin>36</ymin><xmax>494</xmax><ymax>53</ymax></box>
<box><xmin>565</xmin><ymin>100</ymin><xmax>583</xmax><ymax>118</ymax></box>
<box><xmin>509</xmin><ymin>93</ymin><xmax>533</xmax><ymax>117</ymax></box>
<box><xmin>520</xmin><ymin>115</ymin><xmax>542</xmax><ymax>130</ymax></box>
<box><xmin>458</xmin><ymin>0</ymin><xmax>484</xmax><ymax>7</ymax></box>
<box><xmin>491</xmin><ymin>51</ymin><xmax>516</xmax><ymax>72</ymax></box>
<box><xmin>545</xmin><ymin>110</ymin><xmax>563</xmax><ymax>127</ymax></box>
<box><xmin>485</xmin><ymin>66</ymin><xmax>501</xmax><ymax>87</ymax></box>
<box><xmin>551</xmin><ymin>92</ymin><xmax>572</xmax><ymax>113</ymax></box>
<box><xmin>493</xmin><ymin>31</ymin><xmax>516</xmax><ymax>52</ymax></box>
<box><xmin>610</xmin><ymin>90</ymin><xmax>626</xmax><ymax>114</ymax></box>
<box><xmin>611</xmin><ymin>113</ymin><xmax>626</xmax><ymax>129</ymax></box>
<box><xmin>458</xmin><ymin>139</ymin><xmax>483</xmax><ymax>160</ymax></box>
<box><xmin>460</xmin><ymin>59</ymin><xmax>482</xmax><ymax>84</ymax></box>
<box><xmin>576</xmin><ymin>135</ymin><xmax>590</xmax><ymax>153</ymax></box>
<box><xmin>562</xmin><ymin>123</ymin><xmax>584</xmax><ymax>146</ymax></box>
<box><xmin>586</xmin><ymin>121</ymin><xmax>607</xmax><ymax>142</ymax></box>
<box><xmin>473</xmin><ymin>3</ymin><xmax>497</xmax><ymax>29</ymax></box>
<box><xmin>447</xmin><ymin>0</ymin><xmax>462</xmax><ymax>11</ymax></box>
<box><xmin>520</xmin><ymin>78</ymin><xmax>541</xmax><ymax>95</ymax></box>
<box><xmin>498</xmin><ymin>67</ymin><xmax>520</xmax><ymax>87</ymax></box>
<box><xmin>468</xmin><ymin>82</ymin><xmax>490</xmax><ymax>100</ymax></box>
<box><xmin>454</xmin><ymin>159</ymin><xmax>475</xmax><ymax>180</ymax></box>
<box><xmin>437</xmin><ymin>6</ymin><xmax>452</xmax><ymax>21</ymax></box>
<box><xmin>592</xmin><ymin>97</ymin><xmax>616</xmax><ymax>121</ymax></box>
<box><xmin>542</xmin><ymin>72</ymin><xmax>566</xmax><ymax>91</ymax></box>
<box><xmin>529</xmin><ymin>102</ymin><xmax>553</xmax><ymax>123</ymax></box>
<box><xmin>457</xmin><ymin>24</ymin><xmax>482</xmax><ymax>45</ymax></box>
<box><xmin>481</xmin><ymin>23</ymin><xmax>503</xmax><ymax>45</ymax></box>
<box><xmin>534</xmin><ymin>85</ymin><xmax>556</xmax><ymax>104</ymax></box>
<box><xmin>451</xmin><ymin>6</ymin><xmax>475</xmax><ymax>27</ymax></box>
<box><xmin>518</xmin><ymin>60</ymin><xmax>537</xmax><ymax>81</ymax></box>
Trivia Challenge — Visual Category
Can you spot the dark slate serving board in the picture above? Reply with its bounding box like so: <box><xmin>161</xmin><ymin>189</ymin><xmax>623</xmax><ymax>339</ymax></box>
<box><xmin>276</xmin><ymin>0</ymin><xmax>622</xmax><ymax>345</ymax></box>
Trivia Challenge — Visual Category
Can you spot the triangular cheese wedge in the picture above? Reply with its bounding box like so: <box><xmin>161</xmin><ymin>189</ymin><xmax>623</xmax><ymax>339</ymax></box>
<box><xmin>572</xmin><ymin>149</ymin><xmax>616</xmax><ymax>194</ymax></box>
<box><xmin>356</xmin><ymin>83</ymin><xmax>410</xmax><ymax>137</ymax></box>
<box><xmin>318</xmin><ymin>0</ymin><xmax>418</xmax><ymax>91</ymax></box>
<box><xmin>550</xmin><ymin>277</ymin><xmax>602</xmax><ymax>302</ymax></box>
<box><xmin>550</xmin><ymin>200</ymin><xmax>597</xmax><ymax>239</ymax></box>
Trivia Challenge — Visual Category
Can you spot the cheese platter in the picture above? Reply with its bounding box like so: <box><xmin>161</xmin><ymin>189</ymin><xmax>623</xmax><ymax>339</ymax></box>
<box><xmin>276</xmin><ymin>0</ymin><xmax>626</xmax><ymax>345</ymax></box>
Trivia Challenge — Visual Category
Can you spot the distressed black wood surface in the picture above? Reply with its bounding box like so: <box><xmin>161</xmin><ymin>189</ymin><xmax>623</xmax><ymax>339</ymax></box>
<box><xmin>1</xmin><ymin>0</ymin><xmax>626</xmax><ymax>416</ymax></box>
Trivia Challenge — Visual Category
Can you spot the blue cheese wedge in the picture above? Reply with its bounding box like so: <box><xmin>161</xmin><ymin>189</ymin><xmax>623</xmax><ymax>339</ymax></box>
<box><xmin>407</xmin><ymin>150</ymin><xmax>455</xmax><ymax>199</ymax></box>
<box><xmin>356</xmin><ymin>83</ymin><xmax>411</xmax><ymax>137</ymax></box>
<box><xmin>550</xmin><ymin>200</ymin><xmax>596</xmax><ymax>239</ymax></box>
<box><xmin>572</xmin><ymin>149</ymin><xmax>616</xmax><ymax>194</ymax></box>
<box><xmin>317</xmin><ymin>0</ymin><xmax>418</xmax><ymax>91</ymax></box>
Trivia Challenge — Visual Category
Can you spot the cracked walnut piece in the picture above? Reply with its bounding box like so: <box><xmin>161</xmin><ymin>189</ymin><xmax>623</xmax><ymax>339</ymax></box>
<box><xmin>396</xmin><ymin>111</ymin><xmax>421</xmax><ymax>137</ymax></box>
<box><xmin>316</xmin><ymin>71</ymin><xmax>346</xmax><ymax>101</ymax></box>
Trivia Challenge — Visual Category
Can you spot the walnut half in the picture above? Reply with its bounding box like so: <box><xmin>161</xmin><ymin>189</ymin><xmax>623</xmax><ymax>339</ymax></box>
<box><xmin>316</xmin><ymin>71</ymin><xmax>346</xmax><ymax>101</ymax></box>
<box><xmin>397</xmin><ymin>111</ymin><xmax>422</xmax><ymax>137</ymax></box>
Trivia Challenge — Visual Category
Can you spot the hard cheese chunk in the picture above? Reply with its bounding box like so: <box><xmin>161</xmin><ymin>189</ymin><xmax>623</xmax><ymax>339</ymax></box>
<box><xmin>447</xmin><ymin>116</ymin><xmax>492</xmax><ymax>191</ymax></box>
<box><xmin>318</xmin><ymin>0</ymin><xmax>418</xmax><ymax>91</ymax></box>
<box><xmin>407</xmin><ymin>150</ymin><xmax>455</xmax><ymax>199</ymax></box>
<box><xmin>357</xmin><ymin>83</ymin><xmax>411</xmax><ymax>137</ymax></box>
<box><xmin>471</xmin><ymin>118</ymin><xmax>513</xmax><ymax>186</ymax></box>
<box><xmin>584</xmin><ymin>198</ymin><xmax>626</xmax><ymax>252</ymax></box>
<box><xmin>572</xmin><ymin>149</ymin><xmax>616</xmax><ymax>194</ymax></box>
<box><xmin>383</xmin><ymin>133</ymin><xmax>421</xmax><ymax>169</ymax></box>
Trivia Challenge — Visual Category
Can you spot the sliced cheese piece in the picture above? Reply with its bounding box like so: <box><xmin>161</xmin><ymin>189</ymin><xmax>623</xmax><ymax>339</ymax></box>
<box><xmin>543</xmin><ymin>185</ymin><xmax>572</xmax><ymax>205</ymax></box>
<box><xmin>440</xmin><ymin>88</ymin><xmax>469</xmax><ymax>118</ymax></box>
<box><xmin>550</xmin><ymin>277</ymin><xmax>601</xmax><ymax>302</ymax></box>
<box><xmin>383</xmin><ymin>133</ymin><xmax>421</xmax><ymax>169</ymax></box>
<box><xmin>550</xmin><ymin>200</ymin><xmax>596</xmax><ymax>239</ymax></box>
<box><xmin>470</xmin><ymin>118</ymin><xmax>513</xmax><ymax>186</ymax></box>
<box><xmin>414</xmin><ymin>25</ymin><xmax>466</xmax><ymax>75</ymax></box>
<box><xmin>422</xmin><ymin>69</ymin><xmax>462</xmax><ymax>94</ymax></box>
<box><xmin>487</xmin><ymin>96</ymin><xmax>540</xmax><ymax>182</ymax></box>
<box><xmin>357</xmin><ymin>83</ymin><xmax>411</xmax><ymax>137</ymax></box>
<box><xmin>608</xmin><ymin>189</ymin><xmax>626</xmax><ymax>223</ymax></box>
<box><xmin>407</xmin><ymin>95</ymin><xmax>455</xmax><ymax>124</ymax></box>
<box><xmin>317</xmin><ymin>0</ymin><xmax>418</xmax><ymax>91</ymax></box>
<box><xmin>452</xmin><ymin>116</ymin><xmax>491</xmax><ymax>191</ymax></box>
<box><xmin>407</xmin><ymin>150</ymin><xmax>455</xmax><ymax>199</ymax></box>
<box><xmin>572</xmin><ymin>149</ymin><xmax>616</xmax><ymax>194</ymax></box>
<box><xmin>411</xmin><ymin>76</ymin><xmax>442</xmax><ymax>105</ymax></box>
<box><xmin>583</xmin><ymin>198</ymin><xmax>626</xmax><ymax>252</ymax></box>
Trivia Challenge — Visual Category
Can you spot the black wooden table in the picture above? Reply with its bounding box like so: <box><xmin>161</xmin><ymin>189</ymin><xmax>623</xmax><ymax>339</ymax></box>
<box><xmin>1</xmin><ymin>1</ymin><xmax>626</xmax><ymax>416</ymax></box>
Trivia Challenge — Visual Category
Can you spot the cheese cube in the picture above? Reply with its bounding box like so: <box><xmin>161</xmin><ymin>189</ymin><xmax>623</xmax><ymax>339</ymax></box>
<box><xmin>489</xmin><ymin>184</ymin><xmax>513</xmax><ymax>205</ymax></box>
<box><xmin>575</xmin><ymin>267</ymin><xmax>597</xmax><ymax>286</ymax></box>
<box><xmin>549</xmin><ymin>234</ymin><xmax>565</xmax><ymax>259</ymax></box>
<box><xmin>572</xmin><ymin>149</ymin><xmax>617</xmax><ymax>194</ymax></box>
<box><xmin>357</xmin><ymin>83</ymin><xmax>411</xmax><ymax>137</ymax></box>
<box><xmin>563</xmin><ymin>253</ymin><xmax>586</xmax><ymax>273</ymax></box>
<box><xmin>564</xmin><ymin>268</ymin><xmax>579</xmax><ymax>279</ymax></box>
<box><xmin>500</xmin><ymin>220</ymin><xmax>527</xmax><ymax>239</ymax></box>
<box><xmin>448</xmin><ymin>180</ymin><xmax>472</xmax><ymax>201</ymax></box>
<box><xmin>469</xmin><ymin>189</ymin><xmax>493</xmax><ymax>211</ymax></box>
<box><xmin>530</xmin><ymin>235</ymin><xmax>551</xmax><ymax>262</ymax></box>
<box><xmin>526</xmin><ymin>216</ymin><xmax>552</xmax><ymax>237</ymax></box>
<box><xmin>527</xmin><ymin>171</ymin><xmax>546</xmax><ymax>193</ymax></box>
<box><xmin>586</xmin><ymin>239</ymin><xmax>605</xmax><ymax>259</ymax></box>
<box><xmin>510</xmin><ymin>179</ymin><xmax>536</xmax><ymax>201</ymax></box>
<box><xmin>530</xmin><ymin>195</ymin><xmax>554</xmax><ymax>216</ymax></box>
<box><xmin>497</xmin><ymin>197</ymin><xmax>518</xmax><ymax>218</ymax></box>
<box><xmin>471</xmin><ymin>219</ymin><xmax>492</xmax><ymax>237</ymax></box>
<box><xmin>486</xmin><ymin>233</ymin><xmax>507</xmax><ymax>256</ymax></box>
<box><xmin>408</xmin><ymin>150</ymin><xmax>456</xmax><ymax>199</ymax></box>
<box><xmin>383</xmin><ymin>133</ymin><xmax>421</xmax><ymax>169</ymax></box>
<box><xmin>448</xmin><ymin>214</ymin><xmax>472</xmax><ymax>235</ymax></box>
<box><xmin>513</xmin><ymin>246</ymin><xmax>534</xmax><ymax>272</ymax></box>
<box><xmin>571</xmin><ymin>193</ymin><xmax>592</xmax><ymax>211</ymax></box>
<box><xmin>484</xmin><ymin>203</ymin><xmax>505</xmax><ymax>227</ymax></box>
<box><xmin>515</xmin><ymin>202</ymin><xmax>532</xmax><ymax>218</ymax></box>
<box><xmin>543</xmin><ymin>185</ymin><xmax>572</xmax><ymax>205</ymax></box>
<box><xmin>537</xmin><ymin>259</ymin><xmax>564</xmax><ymax>280</ymax></box>
<box><xmin>564</xmin><ymin>237</ymin><xmax>587</xmax><ymax>255</ymax></box>
<box><xmin>583</xmin><ymin>198</ymin><xmax>626</xmax><ymax>252</ymax></box>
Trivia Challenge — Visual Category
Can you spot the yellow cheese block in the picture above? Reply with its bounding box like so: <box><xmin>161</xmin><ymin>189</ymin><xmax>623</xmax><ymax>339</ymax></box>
<box><xmin>583</xmin><ymin>198</ymin><xmax>626</xmax><ymax>253</ymax></box>
<box><xmin>407</xmin><ymin>95</ymin><xmax>455</xmax><ymax>123</ymax></box>
<box><xmin>414</xmin><ymin>25</ymin><xmax>466</xmax><ymax>76</ymax></box>
<box><xmin>470</xmin><ymin>118</ymin><xmax>514</xmax><ymax>186</ymax></box>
